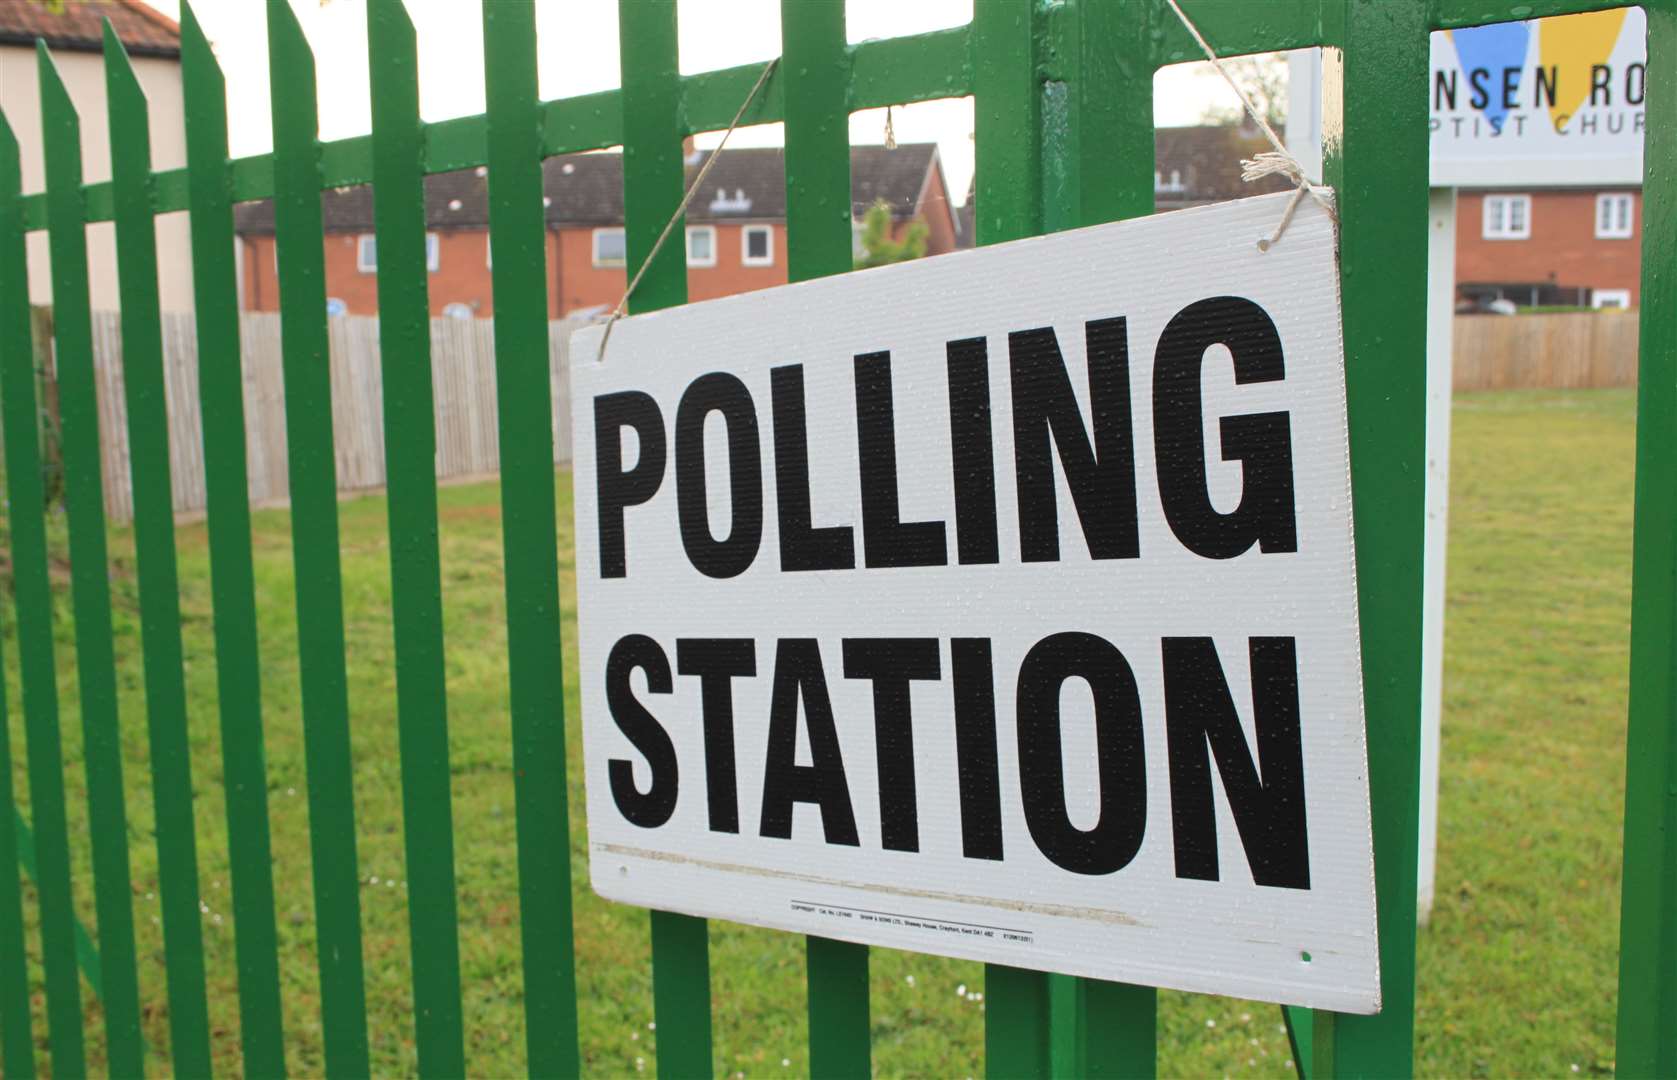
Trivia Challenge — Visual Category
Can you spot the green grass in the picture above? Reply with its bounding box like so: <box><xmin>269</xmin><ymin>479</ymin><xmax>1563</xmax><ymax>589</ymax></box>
<box><xmin>0</xmin><ymin>388</ymin><xmax>1639</xmax><ymax>1076</ymax></box>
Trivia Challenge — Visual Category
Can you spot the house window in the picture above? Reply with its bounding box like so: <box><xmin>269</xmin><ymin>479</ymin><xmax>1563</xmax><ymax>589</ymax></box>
<box><xmin>594</xmin><ymin>227</ymin><xmax>627</xmax><ymax>268</ymax></box>
<box><xmin>686</xmin><ymin>225</ymin><xmax>717</xmax><ymax>268</ymax></box>
<box><xmin>1592</xmin><ymin>288</ymin><xmax>1632</xmax><ymax>310</ymax></box>
<box><xmin>1482</xmin><ymin>194</ymin><xmax>1531</xmax><ymax>240</ymax></box>
<box><xmin>442</xmin><ymin>301</ymin><xmax>475</xmax><ymax>319</ymax></box>
<box><xmin>485</xmin><ymin>235</ymin><xmax>493</xmax><ymax>269</ymax></box>
<box><xmin>1596</xmin><ymin>193</ymin><xmax>1634</xmax><ymax>239</ymax></box>
<box><xmin>742</xmin><ymin>225</ymin><xmax>774</xmax><ymax>267</ymax></box>
<box><xmin>358</xmin><ymin>233</ymin><xmax>440</xmax><ymax>272</ymax></box>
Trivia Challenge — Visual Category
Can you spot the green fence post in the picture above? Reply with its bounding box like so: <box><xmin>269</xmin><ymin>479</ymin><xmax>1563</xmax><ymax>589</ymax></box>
<box><xmin>1317</xmin><ymin>2</ymin><xmax>1429</xmax><ymax>1075</ymax></box>
<box><xmin>103</xmin><ymin>25</ymin><xmax>216</xmax><ymax>1077</ymax></box>
<box><xmin>985</xmin><ymin>966</ymin><xmax>1053</xmax><ymax>1077</ymax></box>
<box><xmin>617</xmin><ymin>2</ymin><xmax>717</xmax><ymax>1076</ymax></box>
<box><xmin>10</xmin><ymin>808</ymin><xmax>110</xmax><ymax>1003</ymax></box>
<box><xmin>0</xmin><ymin>664</ymin><xmax>31</xmax><ymax>1075</ymax></box>
<box><xmin>1617</xmin><ymin>0</ymin><xmax>1677</xmax><ymax>1073</ymax></box>
<box><xmin>0</xmin><ymin>107</ymin><xmax>85</xmax><ymax>1080</ymax></box>
<box><xmin>37</xmin><ymin>41</ymin><xmax>147</xmax><ymax>1077</ymax></box>
<box><xmin>365</xmin><ymin>1</ymin><xmax>467</xmax><ymax>1073</ymax></box>
<box><xmin>265</xmin><ymin>5</ymin><xmax>371</xmax><ymax>1073</ymax></box>
<box><xmin>968</xmin><ymin>6</ymin><xmax>1052</xmax><ymax>1075</ymax></box>
<box><xmin>1050</xmin><ymin>2</ymin><xmax>1161</xmax><ymax>1070</ymax></box>
<box><xmin>179</xmin><ymin>6</ymin><xmax>289</xmax><ymax>1072</ymax></box>
<box><xmin>778</xmin><ymin>3</ymin><xmax>873</xmax><ymax>1074</ymax></box>
<box><xmin>480</xmin><ymin>1</ymin><xmax>582</xmax><ymax>1074</ymax></box>
<box><xmin>972</xmin><ymin>1</ymin><xmax>1160</xmax><ymax>1071</ymax></box>
<box><xmin>970</xmin><ymin>0</ymin><xmax>1041</xmax><ymax>246</ymax></box>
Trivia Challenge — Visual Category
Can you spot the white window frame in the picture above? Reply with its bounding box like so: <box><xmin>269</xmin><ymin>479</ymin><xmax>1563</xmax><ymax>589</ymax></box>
<box><xmin>1596</xmin><ymin>192</ymin><xmax>1635</xmax><ymax>240</ymax></box>
<box><xmin>686</xmin><ymin>224</ymin><xmax>717</xmax><ymax>268</ymax></box>
<box><xmin>1482</xmin><ymin>194</ymin><xmax>1532</xmax><ymax>240</ymax></box>
<box><xmin>741</xmin><ymin>224</ymin><xmax>775</xmax><ymax>267</ymax></box>
<box><xmin>593</xmin><ymin>227</ymin><xmax>627</xmax><ymax>268</ymax></box>
<box><xmin>486</xmin><ymin>234</ymin><xmax>493</xmax><ymax>269</ymax></box>
<box><xmin>1592</xmin><ymin>288</ymin><xmax>1632</xmax><ymax>310</ymax></box>
<box><xmin>359</xmin><ymin>233</ymin><xmax>439</xmax><ymax>272</ymax></box>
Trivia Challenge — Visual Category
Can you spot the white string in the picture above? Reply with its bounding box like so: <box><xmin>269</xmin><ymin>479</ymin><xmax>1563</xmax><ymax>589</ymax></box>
<box><xmin>596</xmin><ymin>56</ymin><xmax>779</xmax><ymax>363</ymax></box>
<box><xmin>1162</xmin><ymin>0</ymin><xmax>1335</xmax><ymax>250</ymax></box>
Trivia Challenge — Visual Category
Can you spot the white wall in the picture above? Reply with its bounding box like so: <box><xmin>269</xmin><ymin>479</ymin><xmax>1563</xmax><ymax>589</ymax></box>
<box><xmin>1</xmin><ymin>43</ymin><xmax>194</xmax><ymax>313</ymax></box>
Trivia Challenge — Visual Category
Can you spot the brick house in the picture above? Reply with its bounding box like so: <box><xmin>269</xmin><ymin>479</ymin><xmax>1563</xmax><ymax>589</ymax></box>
<box><xmin>1152</xmin><ymin>124</ymin><xmax>1293</xmax><ymax>210</ymax></box>
<box><xmin>1453</xmin><ymin>188</ymin><xmax>1641</xmax><ymax>310</ymax></box>
<box><xmin>1152</xmin><ymin>126</ymin><xmax>1644</xmax><ymax>312</ymax></box>
<box><xmin>234</xmin><ymin>142</ymin><xmax>959</xmax><ymax>318</ymax></box>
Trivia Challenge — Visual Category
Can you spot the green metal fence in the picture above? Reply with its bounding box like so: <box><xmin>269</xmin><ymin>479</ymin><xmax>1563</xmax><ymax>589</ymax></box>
<box><xmin>0</xmin><ymin>0</ymin><xmax>1671</xmax><ymax>1076</ymax></box>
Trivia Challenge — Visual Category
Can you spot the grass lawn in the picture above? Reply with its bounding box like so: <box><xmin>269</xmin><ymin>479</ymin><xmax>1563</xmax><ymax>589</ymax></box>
<box><xmin>1</xmin><ymin>388</ymin><xmax>1637</xmax><ymax>1076</ymax></box>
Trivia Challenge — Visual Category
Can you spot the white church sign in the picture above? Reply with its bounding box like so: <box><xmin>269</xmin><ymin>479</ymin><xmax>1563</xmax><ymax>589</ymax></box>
<box><xmin>1430</xmin><ymin>8</ymin><xmax>1646</xmax><ymax>186</ymax></box>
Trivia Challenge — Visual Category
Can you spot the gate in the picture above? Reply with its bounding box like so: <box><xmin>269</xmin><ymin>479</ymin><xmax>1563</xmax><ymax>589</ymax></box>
<box><xmin>0</xmin><ymin>0</ymin><xmax>1672</xmax><ymax>1076</ymax></box>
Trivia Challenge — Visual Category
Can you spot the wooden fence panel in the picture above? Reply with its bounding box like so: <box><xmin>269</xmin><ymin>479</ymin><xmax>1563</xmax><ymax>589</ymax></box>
<box><xmin>80</xmin><ymin>309</ymin><xmax>1637</xmax><ymax>523</ymax></box>
<box><xmin>80</xmin><ymin>309</ymin><xmax>1634</xmax><ymax>523</ymax></box>
<box><xmin>89</xmin><ymin>313</ymin><xmax>131</xmax><ymax>522</ymax></box>
<box><xmin>161</xmin><ymin>314</ymin><xmax>207</xmax><ymax>515</ymax></box>
<box><xmin>82</xmin><ymin>310</ymin><xmax>591</xmax><ymax>522</ymax></box>
<box><xmin>1453</xmin><ymin>312</ymin><xmax>1640</xmax><ymax>391</ymax></box>
<box><xmin>241</xmin><ymin>311</ymin><xmax>289</xmax><ymax>507</ymax></box>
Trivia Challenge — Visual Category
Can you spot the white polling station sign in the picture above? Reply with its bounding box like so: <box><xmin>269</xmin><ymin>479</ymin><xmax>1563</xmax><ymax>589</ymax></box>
<box><xmin>569</xmin><ymin>191</ymin><xmax>1379</xmax><ymax>1013</ymax></box>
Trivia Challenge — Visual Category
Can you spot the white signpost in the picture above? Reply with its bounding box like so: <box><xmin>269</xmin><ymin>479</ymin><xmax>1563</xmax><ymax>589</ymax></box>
<box><xmin>570</xmin><ymin>192</ymin><xmax>1380</xmax><ymax>1012</ymax></box>
<box><xmin>1290</xmin><ymin>8</ymin><xmax>1648</xmax><ymax>923</ymax></box>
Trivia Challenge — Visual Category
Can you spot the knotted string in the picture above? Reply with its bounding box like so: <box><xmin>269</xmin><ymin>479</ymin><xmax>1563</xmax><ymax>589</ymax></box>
<box><xmin>1163</xmin><ymin>0</ymin><xmax>1336</xmax><ymax>250</ymax></box>
<box><xmin>596</xmin><ymin>56</ymin><xmax>779</xmax><ymax>363</ymax></box>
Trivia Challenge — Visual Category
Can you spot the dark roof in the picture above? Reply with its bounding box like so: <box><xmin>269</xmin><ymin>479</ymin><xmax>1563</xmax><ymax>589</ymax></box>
<box><xmin>234</xmin><ymin>143</ymin><xmax>941</xmax><ymax>234</ymax></box>
<box><xmin>1154</xmin><ymin>124</ymin><xmax>1293</xmax><ymax>207</ymax></box>
<box><xmin>954</xmin><ymin>125</ymin><xmax>1284</xmax><ymax>248</ymax></box>
<box><xmin>0</xmin><ymin>0</ymin><xmax>180</xmax><ymax>58</ymax></box>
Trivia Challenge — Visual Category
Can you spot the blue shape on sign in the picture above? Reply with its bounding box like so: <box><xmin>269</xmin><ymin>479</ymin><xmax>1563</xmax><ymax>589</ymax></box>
<box><xmin>1450</xmin><ymin>22</ymin><xmax>1531</xmax><ymax>133</ymax></box>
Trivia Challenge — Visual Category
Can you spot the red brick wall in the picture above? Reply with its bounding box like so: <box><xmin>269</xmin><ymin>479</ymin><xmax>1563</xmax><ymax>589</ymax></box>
<box><xmin>554</xmin><ymin>222</ymin><xmax>791</xmax><ymax>315</ymax></box>
<box><xmin>240</xmin><ymin>235</ymin><xmax>268</xmax><ymax>311</ymax></box>
<box><xmin>1455</xmin><ymin>189</ymin><xmax>1642</xmax><ymax>307</ymax></box>
<box><xmin>241</xmin><ymin>230</ymin><xmax>562</xmax><ymax>317</ymax></box>
<box><xmin>915</xmin><ymin>160</ymin><xmax>958</xmax><ymax>256</ymax></box>
<box><xmin>687</xmin><ymin>223</ymin><xmax>791</xmax><ymax>302</ymax></box>
<box><xmin>242</xmin><ymin>222</ymin><xmax>794</xmax><ymax>317</ymax></box>
<box><xmin>553</xmin><ymin>227</ymin><xmax>625</xmax><ymax>316</ymax></box>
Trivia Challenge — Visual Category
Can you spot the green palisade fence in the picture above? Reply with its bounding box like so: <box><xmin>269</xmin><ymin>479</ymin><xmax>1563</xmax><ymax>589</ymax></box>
<box><xmin>0</xmin><ymin>0</ymin><xmax>1666</xmax><ymax>1076</ymax></box>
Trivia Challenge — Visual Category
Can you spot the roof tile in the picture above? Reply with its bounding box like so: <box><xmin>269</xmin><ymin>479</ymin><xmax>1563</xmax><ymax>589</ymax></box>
<box><xmin>0</xmin><ymin>0</ymin><xmax>180</xmax><ymax>58</ymax></box>
<box><xmin>1154</xmin><ymin>124</ymin><xmax>1294</xmax><ymax>207</ymax></box>
<box><xmin>236</xmin><ymin>143</ymin><xmax>940</xmax><ymax>234</ymax></box>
